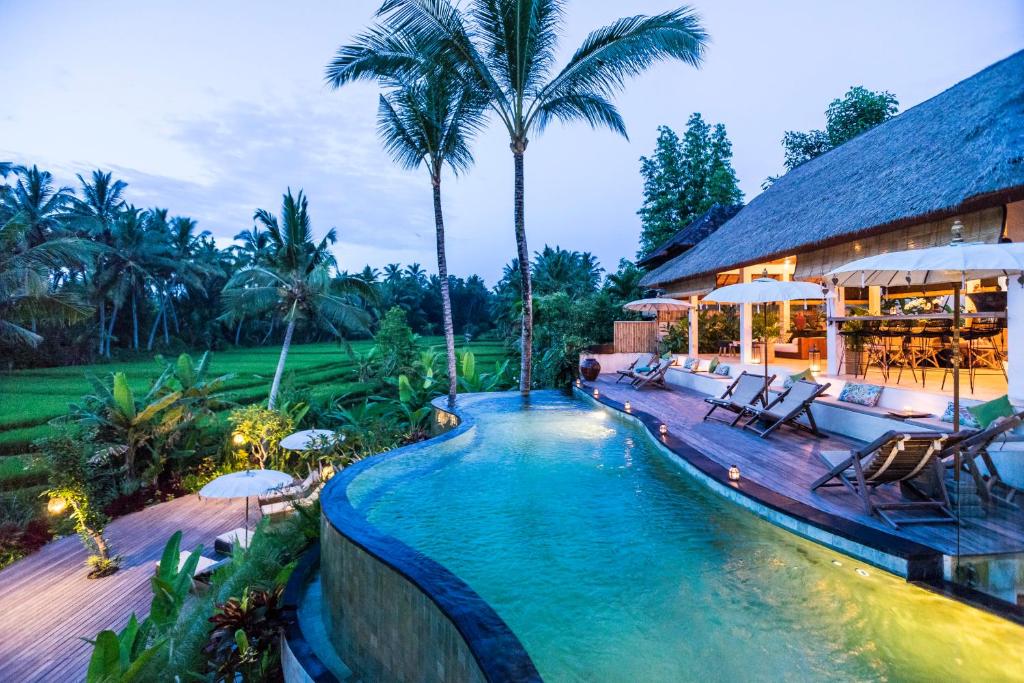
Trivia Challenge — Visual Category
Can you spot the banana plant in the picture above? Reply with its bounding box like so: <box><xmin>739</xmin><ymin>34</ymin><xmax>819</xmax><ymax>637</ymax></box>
<box><xmin>72</xmin><ymin>371</ymin><xmax>184</xmax><ymax>480</ymax></box>
<box><xmin>149</xmin><ymin>530</ymin><xmax>203</xmax><ymax>633</ymax></box>
<box><xmin>85</xmin><ymin>615</ymin><xmax>162</xmax><ymax>683</ymax></box>
<box><xmin>457</xmin><ymin>351</ymin><xmax>513</xmax><ymax>393</ymax></box>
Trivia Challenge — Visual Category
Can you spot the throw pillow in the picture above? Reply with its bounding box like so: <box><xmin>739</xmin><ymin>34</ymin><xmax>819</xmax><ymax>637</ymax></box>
<box><xmin>967</xmin><ymin>395</ymin><xmax>1015</xmax><ymax>429</ymax></box>
<box><xmin>683</xmin><ymin>357</ymin><xmax>699</xmax><ymax>370</ymax></box>
<box><xmin>783</xmin><ymin>368</ymin><xmax>815</xmax><ymax>389</ymax></box>
<box><xmin>708</xmin><ymin>356</ymin><xmax>720</xmax><ymax>373</ymax></box>
<box><xmin>838</xmin><ymin>383</ymin><xmax>883</xmax><ymax>407</ymax></box>
<box><xmin>714</xmin><ymin>363</ymin><xmax>731</xmax><ymax>377</ymax></box>
<box><xmin>941</xmin><ymin>401</ymin><xmax>981</xmax><ymax>429</ymax></box>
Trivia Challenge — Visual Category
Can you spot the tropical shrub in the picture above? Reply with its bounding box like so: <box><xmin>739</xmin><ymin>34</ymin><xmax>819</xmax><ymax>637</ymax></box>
<box><xmin>227</xmin><ymin>405</ymin><xmax>294</xmax><ymax>470</ymax></box>
<box><xmin>204</xmin><ymin>586</ymin><xmax>286</xmax><ymax>681</ymax></box>
<box><xmin>374</xmin><ymin>306</ymin><xmax>418</xmax><ymax>376</ymax></box>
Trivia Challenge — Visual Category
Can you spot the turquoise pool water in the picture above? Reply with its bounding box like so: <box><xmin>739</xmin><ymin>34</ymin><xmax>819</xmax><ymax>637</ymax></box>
<box><xmin>346</xmin><ymin>392</ymin><xmax>1024</xmax><ymax>682</ymax></box>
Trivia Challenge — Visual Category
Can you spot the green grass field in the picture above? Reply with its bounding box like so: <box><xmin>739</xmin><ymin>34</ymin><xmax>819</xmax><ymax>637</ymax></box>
<box><xmin>0</xmin><ymin>338</ymin><xmax>510</xmax><ymax>462</ymax></box>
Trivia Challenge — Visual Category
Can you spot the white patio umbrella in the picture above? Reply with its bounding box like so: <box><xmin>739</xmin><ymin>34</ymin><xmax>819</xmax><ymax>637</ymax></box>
<box><xmin>829</xmin><ymin>221</ymin><xmax>1024</xmax><ymax>431</ymax></box>
<box><xmin>622</xmin><ymin>297</ymin><xmax>692</xmax><ymax>314</ymax></box>
<box><xmin>279</xmin><ymin>429</ymin><xmax>342</xmax><ymax>451</ymax></box>
<box><xmin>199</xmin><ymin>469</ymin><xmax>294</xmax><ymax>531</ymax></box>
<box><xmin>703</xmin><ymin>273</ymin><xmax>825</xmax><ymax>396</ymax></box>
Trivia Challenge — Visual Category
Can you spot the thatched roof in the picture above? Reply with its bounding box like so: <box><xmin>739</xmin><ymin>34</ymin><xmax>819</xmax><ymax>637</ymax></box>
<box><xmin>642</xmin><ymin>49</ymin><xmax>1024</xmax><ymax>289</ymax></box>
<box><xmin>637</xmin><ymin>203</ymin><xmax>743</xmax><ymax>270</ymax></box>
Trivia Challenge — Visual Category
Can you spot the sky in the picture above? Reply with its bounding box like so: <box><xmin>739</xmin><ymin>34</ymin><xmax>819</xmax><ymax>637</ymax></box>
<box><xmin>2</xmin><ymin>1</ymin><xmax>1022</xmax><ymax>285</ymax></box>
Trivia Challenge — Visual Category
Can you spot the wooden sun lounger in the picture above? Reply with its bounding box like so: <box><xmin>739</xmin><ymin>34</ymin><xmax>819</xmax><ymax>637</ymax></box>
<box><xmin>703</xmin><ymin>371</ymin><xmax>776</xmax><ymax>424</ymax></box>
<box><xmin>811</xmin><ymin>431</ymin><xmax>955</xmax><ymax>529</ymax></box>
<box><xmin>621</xmin><ymin>358</ymin><xmax>663</xmax><ymax>386</ymax></box>
<box><xmin>258</xmin><ymin>468</ymin><xmax>320</xmax><ymax>505</ymax></box>
<box><xmin>632</xmin><ymin>363</ymin><xmax>670</xmax><ymax>390</ymax></box>
<box><xmin>946</xmin><ymin>411</ymin><xmax>1024</xmax><ymax>508</ymax></box>
<box><xmin>615</xmin><ymin>354</ymin><xmax>654</xmax><ymax>383</ymax></box>
<box><xmin>739</xmin><ymin>379</ymin><xmax>831</xmax><ymax>438</ymax></box>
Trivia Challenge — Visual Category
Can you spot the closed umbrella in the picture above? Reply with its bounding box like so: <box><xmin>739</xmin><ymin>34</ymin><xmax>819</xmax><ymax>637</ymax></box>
<box><xmin>199</xmin><ymin>469</ymin><xmax>294</xmax><ymax>532</ymax></box>
<box><xmin>703</xmin><ymin>273</ymin><xmax>824</xmax><ymax>397</ymax></box>
<box><xmin>829</xmin><ymin>221</ymin><xmax>1024</xmax><ymax>432</ymax></box>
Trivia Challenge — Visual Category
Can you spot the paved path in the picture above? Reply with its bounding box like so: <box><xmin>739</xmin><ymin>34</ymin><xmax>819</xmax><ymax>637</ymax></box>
<box><xmin>0</xmin><ymin>494</ymin><xmax>246</xmax><ymax>682</ymax></box>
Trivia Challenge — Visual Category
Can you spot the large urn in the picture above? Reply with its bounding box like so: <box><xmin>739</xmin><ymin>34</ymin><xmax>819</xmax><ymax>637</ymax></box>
<box><xmin>579</xmin><ymin>357</ymin><xmax>601</xmax><ymax>381</ymax></box>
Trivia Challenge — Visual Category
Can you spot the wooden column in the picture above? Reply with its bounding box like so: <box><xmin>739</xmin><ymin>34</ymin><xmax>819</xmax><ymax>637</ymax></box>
<box><xmin>780</xmin><ymin>270</ymin><xmax>791</xmax><ymax>338</ymax></box>
<box><xmin>826</xmin><ymin>287</ymin><xmax>846</xmax><ymax>376</ymax></box>
<box><xmin>868</xmin><ymin>286</ymin><xmax>882</xmax><ymax>315</ymax></box>
<box><xmin>740</xmin><ymin>267</ymin><xmax>754</xmax><ymax>364</ymax></box>
<box><xmin>688</xmin><ymin>296</ymin><xmax>699</xmax><ymax>357</ymax></box>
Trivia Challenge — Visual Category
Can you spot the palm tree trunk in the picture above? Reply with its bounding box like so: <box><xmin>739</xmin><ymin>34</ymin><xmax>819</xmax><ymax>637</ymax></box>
<box><xmin>146</xmin><ymin>304</ymin><xmax>162</xmax><ymax>351</ymax></box>
<box><xmin>168</xmin><ymin>295</ymin><xmax>180</xmax><ymax>334</ymax></box>
<box><xmin>161</xmin><ymin>293</ymin><xmax>170</xmax><ymax>344</ymax></box>
<box><xmin>131</xmin><ymin>289</ymin><xmax>139</xmax><ymax>350</ymax></box>
<box><xmin>235</xmin><ymin>319</ymin><xmax>243</xmax><ymax>345</ymax></box>
<box><xmin>98</xmin><ymin>302</ymin><xmax>105</xmax><ymax>356</ymax></box>
<box><xmin>106</xmin><ymin>305</ymin><xmax>120</xmax><ymax>357</ymax></box>
<box><xmin>268</xmin><ymin>317</ymin><xmax>296</xmax><ymax>410</ymax></box>
<box><xmin>513</xmin><ymin>143</ymin><xmax>533</xmax><ymax>394</ymax></box>
<box><xmin>432</xmin><ymin>175</ymin><xmax>458</xmax><ymax>407</ymax></box>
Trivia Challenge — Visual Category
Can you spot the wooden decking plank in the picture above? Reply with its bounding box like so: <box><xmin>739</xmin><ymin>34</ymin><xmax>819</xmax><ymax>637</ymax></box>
<box><xmin>591</xmin><ymin>375</ymin><xmax>1024</xmax><ymax>558</ymax></box>
<box><xmin>0</xmin><ymin>494</ymin><xmax>245</xmax><ymax>682</ymax></box>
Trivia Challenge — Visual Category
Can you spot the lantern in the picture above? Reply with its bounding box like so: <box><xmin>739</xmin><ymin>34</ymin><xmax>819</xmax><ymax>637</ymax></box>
<box><xmin>659</xmin><ymin>424</ymin><xmax>668</xmax><ymax>435</ymax></box>
<box><xmin>728</xmin><ymin>465</ymin><xmax>741</xmax><ymax>482</ymax></box>
<box><xmin>47</xmin><ymin>496</ymin><xmax>67</xmax><ymax>515</ymax></box>
<box><xmin>808</xmin><ymin>345</ymin><xmax>821</xmax><ymax>374</ymax></box>
<box><xmin>624</xmin><ymin>401</ymin><xmax>632</xmax><ymax>413</ymax></box>
<box><xmin>593</xmin><ymin>388</ymin><xmax>600</xmax><ymax>398</ymax></box>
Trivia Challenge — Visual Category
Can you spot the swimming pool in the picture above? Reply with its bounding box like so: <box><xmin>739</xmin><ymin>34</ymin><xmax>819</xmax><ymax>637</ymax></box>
<box><xmin>335</xmin><ymin>392</ymin><xmax>1024</xmax><ymax>682</ymax></box>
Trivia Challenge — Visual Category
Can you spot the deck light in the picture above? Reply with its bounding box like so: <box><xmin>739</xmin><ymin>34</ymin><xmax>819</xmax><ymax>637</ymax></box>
<box><xmin>593</xmin><ymin>388</ymin><xmax>600</xmax><ymax>398</ymax></box>
<box><xmin>624</xmin><ymin>401</ymin><xmax>632</xmax><ymax>413</ymax></box>
<box><xmin>728</xmin><ymin>465</ymin><xmax>741</xmax><ymax>482</ymax></box>
<box><xmin>808</xmin><ymin>345</ymin><xmax>821</xmax><ymax>373</ymax></box>
<box><xmin>659</xmin><ymin>424</ymin><xmax>668</xmax><ymax>435</ymax></box>
<box><xmin>47</xmin><ymin>496</ymin><xmax>67</xmax><ymax>515</ymax></box>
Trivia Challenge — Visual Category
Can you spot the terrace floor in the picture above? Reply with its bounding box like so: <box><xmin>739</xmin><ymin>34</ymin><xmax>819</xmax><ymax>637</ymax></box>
<box><xmin>0</xmin><ymin>494</ymin><xmax>245</xmax><ymax>682</ymax></box>
<box><xmin>586</xmin><ymin>374</ymin><xmax>1024</xmax><ymax>561</ymax></box>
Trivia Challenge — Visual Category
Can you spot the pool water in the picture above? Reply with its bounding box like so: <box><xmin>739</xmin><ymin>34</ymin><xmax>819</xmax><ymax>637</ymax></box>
<box><xmin>346</xmin><ymin>393</ymin><xmax>1024</xmax><ymax>682</ymax></box>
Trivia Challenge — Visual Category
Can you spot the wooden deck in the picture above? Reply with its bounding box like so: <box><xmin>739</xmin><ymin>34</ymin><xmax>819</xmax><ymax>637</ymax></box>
<box><xmin>0</xmin><ymin>494</ymin><xmax>245</xmax><ymax>683</ymax></box>
<box><xmin>589</xmin><ymin>375</ymin><xmax>1024</xmax><ymax>559</ymax></box>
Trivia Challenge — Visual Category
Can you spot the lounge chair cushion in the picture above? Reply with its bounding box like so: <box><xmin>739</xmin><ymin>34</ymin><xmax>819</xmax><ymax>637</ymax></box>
<box><xmin>941</xmin><ymin>401</ymin><xmax>981</xmax><ymax>428</ymax></box>
<box><xmin>783</xmin><ymin>368</ymin><xmax>815</xmax><ymax>389</ymax></box>
<box><xmin>214</xmin><ymin>527</ymin><xmax>252</xmax><ymax>555</ymax></box>
<box><xmin>635</xmin><ymin>365</ymin><xmax>653</xmax><ymax>374</ymax></box>
<box><xmin>713</xmin><ymin>363</ymin><xmax>731</xmax><ymax>377</ymax></box>
<box><xmin>838</xmin><ymin>382</ymin><xmax>883</xmax><ymax>407</ymax></box>
<box><xmin>967</xmin><ymin>394</ymin><xmax>1014</xmax><ymax>429</ymax></box>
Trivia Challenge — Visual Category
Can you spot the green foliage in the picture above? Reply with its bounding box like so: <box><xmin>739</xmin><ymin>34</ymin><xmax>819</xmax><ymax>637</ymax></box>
<box><xmin>457</xmin><ymin>351</ymin><xmax>514</xmax><ymax>393</ymax></box>
<box><xmin>85</xmin><ymin>615</ymin><xmax>162</xmax><ymax>683</ymax></box>
<box><xmin>204</xmin><ymin>585</ymin><xmax>286</xmax><ymax>681</ymax></box>
<box><xmin>374</xmin><ymin>306</ymin><xmax>418</xmax><ymax>375</ymax></box>
<box><xmin>781</xmin><ymin>86</ymin><xmax>899</xmax><ymax>171</ymax></box>
<box><xmin>150</xmin><ymin>530</ymin><xmax>203</xmax><ymax>633</ymax></box>
<box><xmin>697</xmin><ymin>308</ymin><xmax>740</xmax><ymax>354</ymax></box>
<box><xmin>637</xmin><ymin>115</ymin><xmax>743</xmax><ymax>259</ymax></box>
<box><xmin>227</xmin><ymin>405</ymin><xmax>294</xmax><ymax>470</ymax></box>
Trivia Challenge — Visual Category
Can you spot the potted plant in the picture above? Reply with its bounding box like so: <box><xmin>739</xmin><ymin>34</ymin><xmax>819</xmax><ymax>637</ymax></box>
<box><xmin>841</xmin><ymin>317</ymin><xmax>870</xmax><ymax>375</ymax></box>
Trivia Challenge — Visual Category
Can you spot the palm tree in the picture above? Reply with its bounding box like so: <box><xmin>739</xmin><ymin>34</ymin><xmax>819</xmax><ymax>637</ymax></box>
<box><xmin>0</xmin><ymin>206</ymin><xmax>93</xmax><ymax>347</ymax></box>
<box><xmin>329</xmin><ymin>0</ymin><xmax>707</xmax><ymax>393</ymax></box>
<box><xmin>365</xmin><ymin>71</ymin><xmax>484</xmax><ymax>404</ymax></box>
<box><xmin>221</xmin><ymin>189</ymin><xmax>376</xmax><ymax>409</ymax></box>
<box><xmin>1</xmin><ymin>165</ymin><xmax>74</xmax><ymax>248</ymax></box>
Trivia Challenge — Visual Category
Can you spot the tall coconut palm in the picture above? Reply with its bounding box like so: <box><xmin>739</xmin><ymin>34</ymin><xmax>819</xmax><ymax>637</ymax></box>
<box><xmin>328</xmin><ymin>0</ymin><xmax>707</xmax><ymax>392</ymax></box>
<box><xmin>367</xmin><ymin>69</ymin><xmax>484</xmax><ymax>404</ymax></box>
<box><xmin>0</xmin><ymin>165</ymin><xmax>74</xmax><ymax>248</ymax></box>
<box><xmin>221</xmin><ymin>189</ymin><xmax>376</xmax><ymax>409</ymax></box>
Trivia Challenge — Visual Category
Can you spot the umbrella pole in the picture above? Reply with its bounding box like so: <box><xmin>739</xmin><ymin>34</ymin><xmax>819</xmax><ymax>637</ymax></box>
<box><xmin>952</xmin><ymin>284</ymin><xmax>961</xmax><ymax>435</ymax></box>
<box><xmin>763</xmin><ymin>304</ymin><xmax>770</xmax><ymax>402</ymax></box>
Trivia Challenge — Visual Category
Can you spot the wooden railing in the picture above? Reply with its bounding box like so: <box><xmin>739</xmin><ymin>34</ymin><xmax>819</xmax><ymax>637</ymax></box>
<box><xmin>613</xmin><ymin>321</ymin><xmax>658</xmax><ymax>354</ymax></box>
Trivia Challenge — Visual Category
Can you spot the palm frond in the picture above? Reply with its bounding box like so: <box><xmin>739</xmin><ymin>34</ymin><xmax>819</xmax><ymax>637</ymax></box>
<box><xmin>533</xmin><ymin>91</ymin><xmax>626</xmax><ymax>137</ymax></box>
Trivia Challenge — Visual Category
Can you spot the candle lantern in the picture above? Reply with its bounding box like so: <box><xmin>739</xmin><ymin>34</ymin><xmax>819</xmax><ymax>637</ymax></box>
<box><xmin>659</xmin><ymin>424</ymin><xmax>668</xmax><ymax>435</ymax></box>
<box><xmin>728</xmin><ymin>465</ymin><xmax>741</xmax><ymax>482</ymax></box>
<box><xmin>624</xmin><ymin>401</ymin><xmax>632</xmax><ymax>413</ymax></box>
<box><xmin>575</xmin><ymin>378</ymin><xmax>582</xmax><ymax>388</ymax></box>
<box><xmin>593</xmin><ymin>388</ymin><xmax>600</xmax><ymax>398</ymax></box>
<box><xmin>808</xmin><ymin>345</ymin><xmax>821</xmax><ymax>374</ymax></box>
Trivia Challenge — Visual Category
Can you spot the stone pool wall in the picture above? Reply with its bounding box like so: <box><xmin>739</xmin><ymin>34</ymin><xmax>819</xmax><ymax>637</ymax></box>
<box><xmin>320</xmin><ymin>519</ymin><xmax>487</xmax><ymax>682</ymax></box>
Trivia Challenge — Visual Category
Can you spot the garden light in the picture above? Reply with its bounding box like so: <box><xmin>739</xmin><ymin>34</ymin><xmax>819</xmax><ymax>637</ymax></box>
<box><xmin>47</xmin><ymin>496</ymin><xmax>67</xmax><ymax>515</ymax></box>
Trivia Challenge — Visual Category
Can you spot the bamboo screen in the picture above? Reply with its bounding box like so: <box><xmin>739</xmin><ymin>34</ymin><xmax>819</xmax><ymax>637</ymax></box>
<box><xmin>793</xmin><ymin>206</ymin><xmax>1004</xmax><ymax>280</ymax></box>
<box><xmin>614</xmin><ymin>321</ymin><xmax>659</xmax><ymax>353</ymax></box>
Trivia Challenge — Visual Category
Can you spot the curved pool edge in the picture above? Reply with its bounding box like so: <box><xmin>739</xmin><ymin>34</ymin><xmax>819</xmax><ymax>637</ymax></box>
<box><xmin>575</xmin><ymin>384</ymin><xmax>1024</xmax><ymax>626</ymax></box>
<box><xmin>318</xmin><ymin>391</ymin><xmax>544</xmax><ymax>683</ymax></box>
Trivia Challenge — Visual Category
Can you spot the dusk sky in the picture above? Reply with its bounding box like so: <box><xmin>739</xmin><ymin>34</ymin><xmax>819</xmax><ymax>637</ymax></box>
<box><xmin>2</xmin><ymin>1</ymin><xmax>1022</xmax><ymax>284</ymax></box>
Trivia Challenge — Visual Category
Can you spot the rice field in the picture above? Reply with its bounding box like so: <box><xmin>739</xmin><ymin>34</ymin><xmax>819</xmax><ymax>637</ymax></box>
<box><xmin>0</xmin><ymin>338</ymin><xmax>510</xmax><ymax>465</ymax></box>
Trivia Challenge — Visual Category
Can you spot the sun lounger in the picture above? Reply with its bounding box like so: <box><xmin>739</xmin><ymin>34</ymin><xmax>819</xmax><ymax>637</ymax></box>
<box><xmin>811</xmin><ymin>431</ymin><xmax>955</xmax><ymax>528</ymax></box>
<box><xmin>258</xmin><ymin>468</ymin><xmax>321</xmax><ymax>505</ymax></box>
<box><xmin>946</xmin><ymin>411</ymin><xmax>1024</xmax><ymax>508</ymax></box>
<box><xmin>623</xmin><ymin>358</ymin><xmax>663</xmax><ymax>385</ymax></box>
<box><xmin>740</xmin><ymin>380</ymin><xmax>831</xmax><ymax>438</ymax></box>
<box><xmin>703</xmin><ymin>371</ymin><xmax>776</xmax><ymax>424</ymax></box>
<box><xmin>615</xmin><ymin>354</ymin><xmax>654</xmax><ymax>383</ymax></box>
<box><xmin>632</xmin><ymin>363</ymin><xmax>670</xmax><ymax>390</ymax></box>
<box><xmin>261</xmin><ymin>484</ymin><xmax>322</xmax><ymax>521</ymax></box>
<box><xmin>214</xmin><ymin>527</ymin><xmax>253</xmax><ymax>555</ymax></box>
